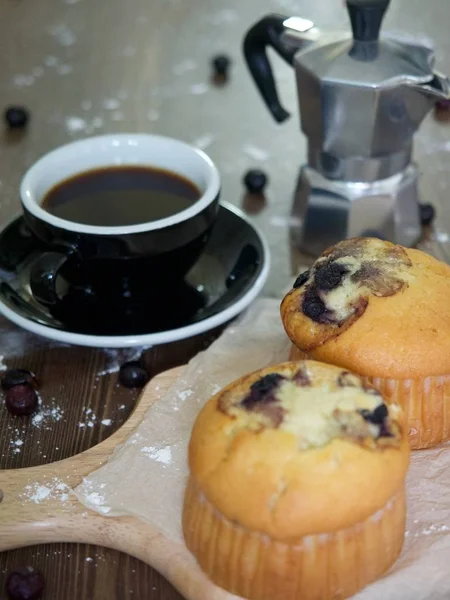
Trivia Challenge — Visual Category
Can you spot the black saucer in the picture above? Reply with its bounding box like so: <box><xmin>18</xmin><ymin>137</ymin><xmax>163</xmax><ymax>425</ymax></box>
<box><xmin>0</xmin><ymin>203</ymin><xmax>269</xmax><ymax>347</ymax></box>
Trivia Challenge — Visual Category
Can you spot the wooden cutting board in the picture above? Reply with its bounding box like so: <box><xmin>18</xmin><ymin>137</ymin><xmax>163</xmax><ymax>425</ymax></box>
<box><xmin>0</xmin><ymin>367</ymin><xmax>238</xmax><ymax>600</ymax></box>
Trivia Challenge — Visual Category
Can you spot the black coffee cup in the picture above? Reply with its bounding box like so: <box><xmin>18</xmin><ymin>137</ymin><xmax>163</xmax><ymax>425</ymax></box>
<box><xmin>20</xmin><ymin>134</ymin><xmax>221</xmax><ymax>307</ymax></box>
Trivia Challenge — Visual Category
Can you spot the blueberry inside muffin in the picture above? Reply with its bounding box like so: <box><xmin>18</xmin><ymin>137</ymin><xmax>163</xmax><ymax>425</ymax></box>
<box><xmin>219</xmin><ymin>363</ymin><xmax>401</xmax><ymax>450</ymax></box>
<box><xmin>294</xmin><ymin>237</ymin><xmax>413</xmax><ymax>326</ymax></box>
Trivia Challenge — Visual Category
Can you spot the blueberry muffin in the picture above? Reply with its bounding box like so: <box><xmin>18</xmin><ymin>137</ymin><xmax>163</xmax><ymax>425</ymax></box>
<box><xmin>183</xmin><ymin>360</ymin><xmax>409</xmax><ymax>600</ymax></box>
<box><xmin>281</xmin><ymin>237</ymin><xmax>450</xmax><ymax>449</ymax></box>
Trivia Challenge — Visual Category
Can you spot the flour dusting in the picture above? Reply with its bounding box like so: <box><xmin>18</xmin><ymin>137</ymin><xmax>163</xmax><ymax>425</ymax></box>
<box><xmin>97</xmin><ymin>347</ymin><xmax>150</xmax><ymax>376</ymax></box>
<box><xmin>141</xmin><ymin>445</ymin><xmax>172</xmax><ymax>465</ymax></box>
<box><xmin>242</xmin><ymin>144</ymin><xmax>270</xmax><ymax>161</ymax></box>
<box><xmin>22</xmin><ymin>478</ymin><xmax>71</xmax><ymax>504</ymax></box>
<box><xmin>81</xmin><ymin>480</ymin><xmax>112</xmax><ymax>514</ymax></box>
<box><xmin>190</xmin><ymin>83</ymin><xmax>209</xmax><ymax>95</ymax></box>
<box><xmin>49</xmin><ymin>24</ymin><xmax>77</xmax><ymax>46</ymax></box>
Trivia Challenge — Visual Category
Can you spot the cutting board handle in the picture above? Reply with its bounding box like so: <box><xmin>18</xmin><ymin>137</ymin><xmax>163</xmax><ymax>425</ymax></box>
<box><xmin>0</xmin><ymin>367</ymin><xmax>238</xmax><ymax>600</ymax></box>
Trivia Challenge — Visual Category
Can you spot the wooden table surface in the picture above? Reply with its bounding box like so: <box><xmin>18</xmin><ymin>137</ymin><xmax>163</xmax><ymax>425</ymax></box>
<box><xmin>0</xmin><ymin>0</ymin><xmax>450</xmax><ymax>597</ymax></box>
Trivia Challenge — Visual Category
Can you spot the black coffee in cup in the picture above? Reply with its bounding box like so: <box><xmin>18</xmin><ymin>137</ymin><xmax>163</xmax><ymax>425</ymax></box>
<box><xmin>41</xmin><ymin>166</ymin><xmax>201</xmax><ymax>227</ymax></box>
<box><xmin>21</xmin><ymin>134</ymin><xmax>221</xmax><ymax>310</ymax></box>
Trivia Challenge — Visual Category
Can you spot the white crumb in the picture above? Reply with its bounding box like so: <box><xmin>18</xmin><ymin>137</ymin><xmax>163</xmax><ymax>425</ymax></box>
<box><xmin>242</xmin><ymin>144</ymin><xmax>270</xmax><ymax>161</ymax></box>
<box><xmin>141</xmin><ymin>445</ymin><xmax>172</xmax><ymax>465</ymax></box>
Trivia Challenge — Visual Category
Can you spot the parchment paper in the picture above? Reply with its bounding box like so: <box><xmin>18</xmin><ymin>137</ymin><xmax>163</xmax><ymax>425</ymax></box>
<box><xmin>75</xmin><ymin>299</ymin><xmax>450</xmax><ymax>599</ymax></box>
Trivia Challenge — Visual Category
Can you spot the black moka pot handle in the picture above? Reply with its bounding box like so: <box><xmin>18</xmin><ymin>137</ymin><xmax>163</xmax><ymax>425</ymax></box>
<box><xmin>347</xmin><ymin>0</ymin><xmax>391</xmax><ymax>42</ymax></box>
<box><xmin>243</xmin><ymin>14</ymin><xmax>298</xmax><ymax>123</ymax></box>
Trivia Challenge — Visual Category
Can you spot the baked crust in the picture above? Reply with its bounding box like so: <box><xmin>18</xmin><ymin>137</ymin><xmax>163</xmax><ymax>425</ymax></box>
<box><xmin>187</xmin><ymin>360</ymin><xmax>409</xmax><ymax>541</ymax></box>
<box><xmin>281</xmin><ymin>238</ymin><xmax>450</xmax><ymax>379</ymax></box>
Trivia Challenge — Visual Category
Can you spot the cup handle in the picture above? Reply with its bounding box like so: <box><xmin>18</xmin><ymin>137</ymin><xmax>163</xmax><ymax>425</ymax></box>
<box><xmin>30</xmin><ymin>251</ymin><xmax>70</xmax><ymax>306</ymax></box>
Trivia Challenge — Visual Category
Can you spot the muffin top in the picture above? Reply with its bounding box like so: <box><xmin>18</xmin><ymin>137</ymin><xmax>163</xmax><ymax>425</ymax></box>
<box><xmin>281</xmin><ymin>237</ymin><xmax>450</xmax><ymax>378</ymax></box>
<box><xmin>188</xmin><ymin>360</ymin><xmax>409</xmax><ymax>541</ymax></box>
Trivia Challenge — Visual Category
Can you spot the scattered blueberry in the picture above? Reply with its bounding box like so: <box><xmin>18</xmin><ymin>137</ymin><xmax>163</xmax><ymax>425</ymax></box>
<box><xmin>119</xmin><ymin>361</ymin><xmax>150</xmax><ymax>389</ymax></box>
<box><xmin>1</xmin><ymin>369</ymin><xmax>39</xmax><ymax>391</ymax></box>
<box><xmin>420</xmin><ymin>203</ymin><xmax>435</xmax><ymax>226</ymax></box>
<box><xmin>4</xmin><ymin>106</ymin><xmax>29</xmax><ymax>129</ymax></box>
<box><xmin>5</xmin><ymin>384</ymin><xmax>38</xmax><ymax>416</ymax></box>
<box><xmin>243</xmin><ymin>169</ymin><xmax>268</xmax><ymax>194</ymax></box>
<box><xmin>6</xmin><ymin>567</ymin><xmax>45</xmax><ymax>600</ymax></box>
<box><xmin>212</xmin><ymin>55</ymin><xmax>231</xmax><ymax>77</ymax></box>
<box><xmin>435</xmin><ymin>99</ymin><xmax>450</xmax><ymax>111</ymax></box>
<box><xmin>293</xmin><ymin>270</ymin><xmax>309</xmax><ymax>289</ymax></box>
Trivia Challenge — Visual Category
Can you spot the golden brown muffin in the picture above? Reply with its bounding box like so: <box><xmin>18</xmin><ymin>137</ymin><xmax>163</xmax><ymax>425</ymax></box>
<box><xmin>183</xmin><ymin>360</ymin><xmax>409</xmax><ymax>600</ymax></box>
<box><xmin>281</xmin><ymin>237</ymin><xmax>450</xmax><ymax>449</ymax></box>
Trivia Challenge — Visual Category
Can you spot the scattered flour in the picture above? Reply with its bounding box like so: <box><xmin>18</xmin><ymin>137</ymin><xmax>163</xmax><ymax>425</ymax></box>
<box><xmin>65</xmin><ymin>115</ymin><xmax>104</xmax><ymax>135</ymax></box>
<box><xmin>146</xmin><ymin>109</ymin><xmax>160</xmax><ymax>122</ymax></box>
<box><xmin>78</xmin><ymin>407</ymin><xmax>97</xmax><ymax>428</ymax></box>
<box><xmin>31</xmin><ymin>402</ymin><xmax>64</xmax><ymax>430</ymax></box>
<box><xmin>92</xmin><ymin>116</ymin><xmax>104</xmax><ymax>129</ymax></box>
<box><xmin>190</xmin><ymin>83</ymin><xmax>209</xmax><ymax>95</ymax></box>
<box><xmin>13</xmin><ymin>74</ymin><xmax>35</xmax><ymax>87</ymax></box>
<box><xmin>65</xmin><ymin>116</ymin><xmax>87</xmax><ymax>133</ymax></box>
<box><xmin>56</xmin><ymin>64</ymin><xmax>73</xmax><ymax>76</ymax></box>
<box><xmin>10</xmin><ymin>439</ymin><xmax>24</xmax><ymax>454</ymax></box>
<box><xmin>414</xmin><ymin>524</ymin><xmax>450</xmax><ymax>537</ymax></box>
<box><xmin>22</xmin><ymin>478</ymin><xmax>71</xmax><ymax>504</ymax></box>
<box><xmin>178</xmin><ymin>389</ymin><xmax>193</xmax><ymax>402</ymax></box>
<box><xmin>141</xmin><ymin>445</ymin><xmax>172</xmax><ymax>465</ymax></box>
<box><xmin>97</xmin><ymin>347</ymin><xmax>150</xmax><ymax>376</ymax></box>
<box><xmin>79</xmin><ymin>408</ymin><xmax>115</xmax><ymax>429</ymax></box>
<box><xmin>242</xmin><ymin>144</ymin><xmax>270</xmax><ymax>161</ymax></box>
<box><xmin>172</xmin><ymin>59</ymin><xmax>197</xmax><ymax>76</ymax></box>
<box><xmin>102</xmin><ymin>98</ymin><xmax>121</xmax><ymax>110</ymax></box>
<box><xmin>110</xmin><ymin>111</ymin><xmax>124</xmax><ymax>122</ymax></box>
<box><xmin>81</xmin><ymin>480</ymin><xmax>112</xmax><ymax>514</ymax></box>
<box><xmin>192</xmin><ymin>133</ymin><xmax>215</xmax><ymax>150</ymax></box>
<box><xmin>32</xmin><ymin>66</ymin><xmax>45</xmax><ymax>77</ymax></box>
<box><xmin>49</xmin><ymin>24</ymin><xmax>77</xmax><ymax>47</ymax></box>
<box><xmin>44</xmin><ymin>55</ymin><xmax>59</xmax><ymax>67</ymax></box>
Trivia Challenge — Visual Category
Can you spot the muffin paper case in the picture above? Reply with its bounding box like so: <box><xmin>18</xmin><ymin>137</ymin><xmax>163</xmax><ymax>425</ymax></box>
<box><xmin>282</xmin><ymin>238</ymin><xmax>450</xmax><ymax>450</ymax></box>
<box><xmin>184</xmin><ymin>361</ymin><xmax>410</xmax><ymax>600</ymax></box>
<box><xmin>184</xmin><ymin>482</ymin><xmax>406</xmax><ymax>600</ymax></box>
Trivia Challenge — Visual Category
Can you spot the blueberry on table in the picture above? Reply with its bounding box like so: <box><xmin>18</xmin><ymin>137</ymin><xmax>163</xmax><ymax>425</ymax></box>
<box><xmin>119</xmin><ymin>361</ymin><xmax>150</xmax><ymax>388</ymax></box>
<box><xmin>243</xmin><ymin>169</ymin><xmax>268</xmax><ymax>194</ymax></box>
<box><xmin>435</xmin><ymin>99</ymin><xmax>450</xmax><ymax>111</ymax></box>
<box><xmin>1</xmin><ymin>369</ymin><xmax>39</xmax><ymax>390</ymax></box>
<box><xmin>6</xmin><ymin>567</ymin><xmax>45</xmax><ymax>600</ymax></box>
<box><xmin>212</xmin><ymin>55</ymin><xmax>231</xmax><ymax>77</ymax></box>
<box><xmin>419</xmin><ymin>203</ymin><xmax>435</xmax><ymax>226</ymax></box>
<box><xmin>4</xmin><ymin>384</ymin><xmax>38</xmax><ymax>416</ymax></box>
<box><xmin>4</xmin><ymin>106</ymin><xmax>29</xmax><ymax>129</ymax></box>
